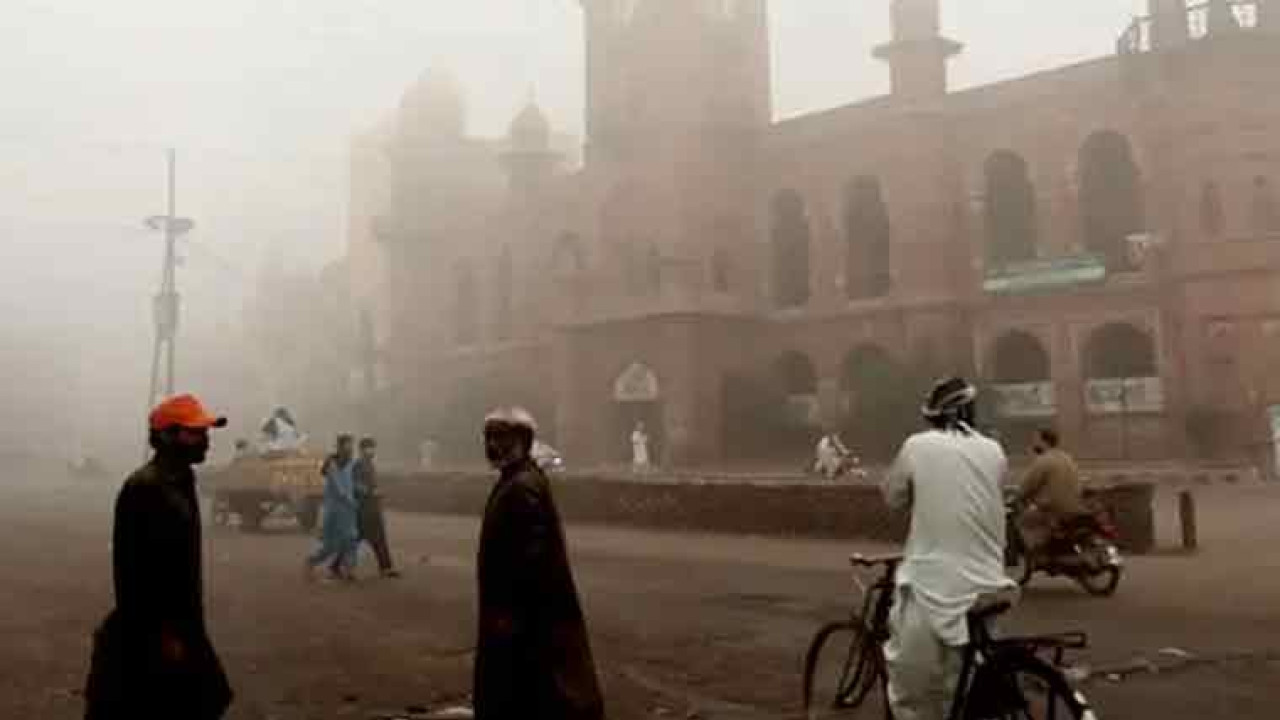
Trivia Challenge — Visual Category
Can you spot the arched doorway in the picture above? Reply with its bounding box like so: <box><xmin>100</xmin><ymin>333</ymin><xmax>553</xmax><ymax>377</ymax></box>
<box><xmin>839</xmin><ymin>345</ymin><xmax>908</xmax><ymax>460</ymax></box>
<box><xmin>1084</xmin><ymin>323</ymin><xmax>1162</xmax><ymax>457</ymax></box>
<box><xmin>775</xmin><ymin>351</ymin><xmax>819</xmax><ymax>425</ymax></box>
<box><xmin>611</xmin><ymin>362</ymin><xmax>664</xmax><ymax>465</ymax></box>
<box><xmin>989</xmin><ymin>330</ymin><xmax>1055</xmax><ymax>449</ymax></box>
<box><xmin>771</xmin><ymin>351</ymin><xmax>820</xmax><ymax>459</ymax></box>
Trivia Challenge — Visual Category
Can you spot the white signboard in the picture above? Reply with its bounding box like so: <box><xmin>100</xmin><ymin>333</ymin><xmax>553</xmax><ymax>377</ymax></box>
<box><xmin>785</xmin><ymin>395</ymin><xmax>821</xmax><ymax>426</ymax></box>
<box><xmin>614</xmin><ymin>362</ymin><xmax>660</xmax><ymax>403</ymax></box>
<box><xmin>1085</xmin><ymin>377</ymin><xmax>1165</xmax><ymax>414</ymax></box>
<box><xmin>992</xmin><ymin>382</ymin><xmax>1057</xmax><ymax>419</ymax></box>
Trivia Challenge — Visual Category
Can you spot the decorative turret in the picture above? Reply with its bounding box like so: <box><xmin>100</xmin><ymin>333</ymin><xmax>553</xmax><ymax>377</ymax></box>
<box><xmin>397</xmin><ymin>68</ymin><xmax>466</xmax><ymax>146</ymax></box>
<box><xmin>873</xmin><ymin>0</ymin><xmax>963</xmax><ymax>101</ymax></box>
<box><xmin>502</xmin><ymin>99</ymin><xmax>559</xmax><ymax>196</ymax></box>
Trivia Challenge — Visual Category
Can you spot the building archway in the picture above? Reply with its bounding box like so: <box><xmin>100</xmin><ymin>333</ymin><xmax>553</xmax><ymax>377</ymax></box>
<box><xmin>1083</xmin><ymin>322</ymin><xmax>1161</xmax><ymax>414</ymax></box>
<box><xmin>984</xmin><ymin>150</ymin><xmax>1038</xmax><ymax>267</ymax></box>
<box><xmin>1078</xmin><ymin>130</ymin><xmax>1145</xmax><ymax>270</ymax></box>
<box><xmin>610</xmin><ymin>361</ymin><xmax>664</xmax><ymax>465</ymax></box>
<box><xmin>770</xmin><ymin>189</ymin><xmax>811</xmax><ymax>309</ymax></box>
<box><xmin>839</xmin><ymin>345</ymin><xmax>907</xmax><ymax>460</ymax></box>
<box><xmin>843</xmin><ymin>176</ymin><xmax>892</xmax><ymax>299</ymax></box>
<box><xmin>989</xmin><ymin>330</ymin><xmax>1055</xmax><ymax>446</ymax></box>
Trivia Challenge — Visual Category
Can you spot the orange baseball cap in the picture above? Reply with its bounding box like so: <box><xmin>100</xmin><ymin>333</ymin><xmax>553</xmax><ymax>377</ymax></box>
<box><xmin>149</xmin><ymin>394</ymin><xmax>228</xmax><ymax>431</ymax></box>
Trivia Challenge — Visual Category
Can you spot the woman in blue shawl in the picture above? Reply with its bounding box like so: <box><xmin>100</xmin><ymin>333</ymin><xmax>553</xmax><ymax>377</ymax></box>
<box><xmin>304</xmin><ymin>434</ymin><xmax>359</xmax><ymax>581</ymax></box>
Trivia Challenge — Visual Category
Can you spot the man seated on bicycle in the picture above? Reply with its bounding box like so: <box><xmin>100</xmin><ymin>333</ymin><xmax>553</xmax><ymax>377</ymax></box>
<box><xmin>1015</xmin><ymin>428</ymin><xmax>1086</xmax><ymax>562</ymax></box>
<box><xmin>881</xmin><ymin>377</ymin><xmax>1017</xmax><ymax>720</ymax></box>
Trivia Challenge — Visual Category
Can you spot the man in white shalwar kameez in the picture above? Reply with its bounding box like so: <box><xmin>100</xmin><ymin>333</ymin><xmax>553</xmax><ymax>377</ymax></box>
<box><xmin>630</xmin><ymin>421</ymin><xmax>651</xmax><ymax>473</ymax></box>
<box><xmin>881</xmin><ymin>378</ymin><xmax>1016</xmax><ymax>720</ymax></box>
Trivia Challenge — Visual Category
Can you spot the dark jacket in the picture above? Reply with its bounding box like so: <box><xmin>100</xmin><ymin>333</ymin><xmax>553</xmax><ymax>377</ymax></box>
<box><xmin>474</xmin><ymin>458</ymin><xmax>604</xmax><ymax>720</ymax></box>
<box><xmin>84</xmin><ymin>457</ymin><xmax>232</xmax><ymax>720</ymax></box>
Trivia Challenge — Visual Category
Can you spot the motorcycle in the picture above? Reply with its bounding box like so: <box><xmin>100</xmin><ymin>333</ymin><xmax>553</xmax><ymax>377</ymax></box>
<box><xmin>806</xmin><ymin>451</ymin><xmax>868</xmax><ymax>481</ymax></box>
<box><xmin>1005</xmin><ymin>491</ymin><xmax>1124</xmax><ymax>597</ymax></box>
<box><xmin>532</xmin><ymin>440</ymin><xmax>566</xmax><ymax>474</ymax></box>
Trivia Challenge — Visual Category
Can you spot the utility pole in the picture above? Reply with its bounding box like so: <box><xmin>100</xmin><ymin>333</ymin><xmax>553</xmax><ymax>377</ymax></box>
<box><xmin>144</xmin><ymin>149</ymin><xmax>196</xmax><ymax>410</ymax></box>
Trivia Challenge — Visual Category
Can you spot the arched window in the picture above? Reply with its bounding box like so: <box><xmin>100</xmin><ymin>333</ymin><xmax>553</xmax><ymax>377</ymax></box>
<box><xmin>843</xmin><ymin>176</ymin><xmax>892</xmax><ymax>299</ymax></box>
<box><xmin>992</xmin><ymin>331</ymin><xmax>1051</xmax><ymax>383</ymax></box>
<box><xmin>1199</xmin><ymin>180</ymin><xmax>1225</xmax><ymax>237</ymax></box>
<box><xmin>494</xmin><ymin>246</ymin><xmax>513</xmax><ymax>341</ymax></box>
<box><xmin>771</xmin><ymin>189</ymin><xmax>811</xmax><ymax>309</ymax></box>
<box><xmin>1252</xmin><ymin>176</ymin><xmax>1280</xmax><ymax>234</ymax></box>
<box><xmin>840</xmin><ymin>345</ymin><xmax>897</xmax><ymax>399</ymax></box>
<box><xmin>984</xmin><ymin>150</ymin><xmax>1038</xmax><ymax>267</ymax></box>
<box><xmin>989</xmin><ymin>330</ymin><xmax>1055</xmax><ymax>428</ymax></box>
<box><xmin>1085</xmin><ymin>323</ymin><xmax>1157</xmax><ymax>380</ymax></box>
<box><xmin>1078</xmin><ymin>131</ymin><xmax>1145</xmax><ymax>270</ymax></box>
<box><xmin>775</xmin><ymin>351</ymin><xmax>819</xmax><ymax>426</ymax></box>
<box><xmin>454</xmin><ymin>261</ymin><xmax>478</xmax><ymax>345</ymax></box>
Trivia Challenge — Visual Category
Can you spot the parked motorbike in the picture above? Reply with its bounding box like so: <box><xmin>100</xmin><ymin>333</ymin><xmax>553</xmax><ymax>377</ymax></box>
<box><xmin>1005</xmin><ymin>492</ymin><xmax>1124</xmax><ymax>597</ymax></box>
<box><xmin>805</xmin><ymin>453</ymin><xmax>868</xmax><ymax>481</ymax></box>
<box><xmin>532</xmin><ymin>440</ymin><xmax>566</xmax><ymax>474</ymax></box>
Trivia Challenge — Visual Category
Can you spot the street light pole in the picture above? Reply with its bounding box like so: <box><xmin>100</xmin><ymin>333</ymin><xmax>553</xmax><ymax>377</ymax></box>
<box><xmin>144</xmin><ymin>149</ymin><xmax>196</xmax><ymax>410</ymax></box>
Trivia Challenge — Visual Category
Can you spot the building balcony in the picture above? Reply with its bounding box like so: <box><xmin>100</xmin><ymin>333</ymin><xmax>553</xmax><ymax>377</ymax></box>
<box><xmin>1118</xmin><ymin>1</ymin><xmax>1270</xmax><ymax>55</ymax></box>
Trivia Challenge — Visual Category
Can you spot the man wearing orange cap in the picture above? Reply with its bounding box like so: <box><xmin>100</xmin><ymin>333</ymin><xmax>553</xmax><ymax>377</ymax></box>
<box><xmin>84</xmin><ymin>394</ymin><xmax>233</xmax><ymax>720</ymax></box>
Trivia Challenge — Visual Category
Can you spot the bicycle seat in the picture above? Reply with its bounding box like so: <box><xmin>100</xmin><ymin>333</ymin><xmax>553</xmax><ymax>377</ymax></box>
<box><xmin>968</xmin><ymin>590</ymin><xmax>1020</xmax><ymax>622</ymax></box>
<box><xmin>849</xmin><ymin>553</ymin><xmax>905</xmax><ymax>568</ymax></box>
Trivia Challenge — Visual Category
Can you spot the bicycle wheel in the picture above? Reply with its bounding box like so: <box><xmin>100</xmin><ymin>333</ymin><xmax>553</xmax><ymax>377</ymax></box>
<box><xmin>803</xmin><ymin>621</ymin><xmax>888</xmax><ymax>720</ymax></box>
<box><xmin>966</xmin><ymin>649</ymin><xmax>1094</xmax><ymax>720</ymax></box>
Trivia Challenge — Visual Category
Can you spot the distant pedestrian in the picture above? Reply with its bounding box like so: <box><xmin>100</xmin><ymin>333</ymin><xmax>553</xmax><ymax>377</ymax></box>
<box><xmin>84</xmin><ymin>394</ymin><xmax>233</xmax><ymax>720</ymax></box>
<box><xmin>474</xmin><ymin>408</ymin><xmax>604</xmax><ymax>720</ymax></box>
<box><xmin>630</xmin><ymin>420</ymin><xmax>651</xmax><ymax>473</ymax></box>
<box><xmin>304</xmin><ymin>434</ymin><xmax>359</xmax><ymax>582</ymax></box>
<box><xmin>354</xmin><ymin>437</ymin><xmax>399</xmax><ymax>578</ymax></box>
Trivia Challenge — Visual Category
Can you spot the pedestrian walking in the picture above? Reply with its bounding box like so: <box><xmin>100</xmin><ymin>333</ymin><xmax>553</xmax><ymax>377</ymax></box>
<box><xmin>354</xmin><ymin>437</ymin><xmax>400</xmax><ymax>578</ymax></box>
<box><xmin>630</xmin><ymin>420</ymin><xmax>651</xmax><ymax>473</ymax></box>
<box><xmin>84</xmin><ymin>394</ymin><xmax>234</xmax><ymax>720</ymax></box>
<box><xmin>473</xmin><ymin>408</ymin><xmax>604</xmax><ymax>720</ymax></box>
<box><xmin>304</xmin><ymin>434</ymin><xmax>359</xmax><ymax>582</ymax></box>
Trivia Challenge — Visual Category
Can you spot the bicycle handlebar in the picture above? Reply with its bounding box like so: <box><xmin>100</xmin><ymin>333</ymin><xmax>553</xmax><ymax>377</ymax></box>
<box><xmin>849</xmin><ymin>553</ymin><xmax>905</xmax><ymax>568</ymax></box>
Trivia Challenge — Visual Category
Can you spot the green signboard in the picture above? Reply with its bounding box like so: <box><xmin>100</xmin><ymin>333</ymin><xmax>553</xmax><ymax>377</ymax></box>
<box><xmin>983</xmin><ymin>255</ymin><xmax>1107</xmax><ymax>295</ymax></box>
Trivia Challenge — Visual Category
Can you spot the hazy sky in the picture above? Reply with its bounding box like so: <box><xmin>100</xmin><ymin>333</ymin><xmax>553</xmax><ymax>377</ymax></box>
<box><xmin>0</xmin><ymin>0</ymin><xmax>1149</xmax><ymax>455</ymax></box>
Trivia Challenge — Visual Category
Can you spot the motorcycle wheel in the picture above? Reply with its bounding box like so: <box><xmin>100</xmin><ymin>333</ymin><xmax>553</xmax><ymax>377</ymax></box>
<box><xmin>1076</xmin><ymin>543</ymin><xmax>1122</xmax><ymax>596</ymax></box>
<box><xmin>1077</xmin><ymin>567</ymin><xmax>1121</xmax><ymax>597</ymax></box>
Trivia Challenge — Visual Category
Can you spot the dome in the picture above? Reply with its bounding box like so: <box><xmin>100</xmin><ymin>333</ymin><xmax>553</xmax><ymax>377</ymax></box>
<box><xmin>508</xmin><ymin>101</ymin><xmax>551</xmax><ymax>152</ymax></box>
<box><xmin>399</xmin><ymin>68</ymin><xmax>466</xmax><ymax>141</ymax></box>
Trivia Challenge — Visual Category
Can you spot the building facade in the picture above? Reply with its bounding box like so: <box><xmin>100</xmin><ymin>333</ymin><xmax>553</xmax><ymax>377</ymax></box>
<box><xmin>350</xmin><ymin>0</ymin><xmax>1280</xmax><ymax>467</ymax></box>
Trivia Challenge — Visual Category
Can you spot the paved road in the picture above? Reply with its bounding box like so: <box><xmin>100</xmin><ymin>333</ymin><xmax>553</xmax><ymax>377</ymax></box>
<box><xmin>2</xmin><ymin>471</ymin><xmax>1278</xmax><ymax>719</ymax></box>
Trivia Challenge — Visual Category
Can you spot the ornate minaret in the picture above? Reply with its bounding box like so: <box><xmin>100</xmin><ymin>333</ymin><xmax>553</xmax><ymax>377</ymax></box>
<box><xmin>873</xmin><ymin>0</ymin><xmax>963</xmax><ymax>101</ymax></box>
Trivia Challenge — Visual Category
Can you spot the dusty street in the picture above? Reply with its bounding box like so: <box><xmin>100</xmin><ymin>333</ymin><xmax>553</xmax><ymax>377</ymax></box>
<box><xmin>4</xmin><ymin>467</ymin><xmax>1280</xmax><ymax>720</ymax></box>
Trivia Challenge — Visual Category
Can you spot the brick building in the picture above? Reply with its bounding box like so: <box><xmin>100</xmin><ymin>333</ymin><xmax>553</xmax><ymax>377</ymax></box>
<box><xmin>350</xmin><ymin>1</ymin><xmax>1280</xmax><ymax>468</ymax></box>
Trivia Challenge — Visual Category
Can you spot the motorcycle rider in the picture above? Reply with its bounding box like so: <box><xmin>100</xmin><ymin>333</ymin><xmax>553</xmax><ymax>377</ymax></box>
<box><xmin>1015</xmin><ymin>428</ymin><xmax>1086</xmax><ymax>563</ymax></box>
<box><xmin>882</xmin><ymin>378</ymin><xmax>1016</xmax><ymax>720</ymax></box>
<box><xmin>814</xmin><ymin>430</ymin><xmax>851</xmax><ymax>479</ymax></box>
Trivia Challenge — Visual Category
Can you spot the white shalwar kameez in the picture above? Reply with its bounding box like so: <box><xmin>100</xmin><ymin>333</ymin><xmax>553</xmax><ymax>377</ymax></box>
<box><xmin>881</xmin><ymin>427</ymin><xmax>1016</xmax><ymax>720</ymax></box>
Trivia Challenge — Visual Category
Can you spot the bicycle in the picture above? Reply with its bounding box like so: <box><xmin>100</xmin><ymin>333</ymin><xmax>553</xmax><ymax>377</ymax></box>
<box><xmin>803</xmin><ymin>554</ymin><xmax>1097</xmax><ymax>720</ymax></box>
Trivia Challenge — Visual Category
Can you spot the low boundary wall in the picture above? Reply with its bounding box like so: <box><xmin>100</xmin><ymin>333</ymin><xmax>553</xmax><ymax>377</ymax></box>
<box><xmin>382</xmin><ymin>472</ymin><xmax>1157</xmax><ymax>553</ymax></box>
